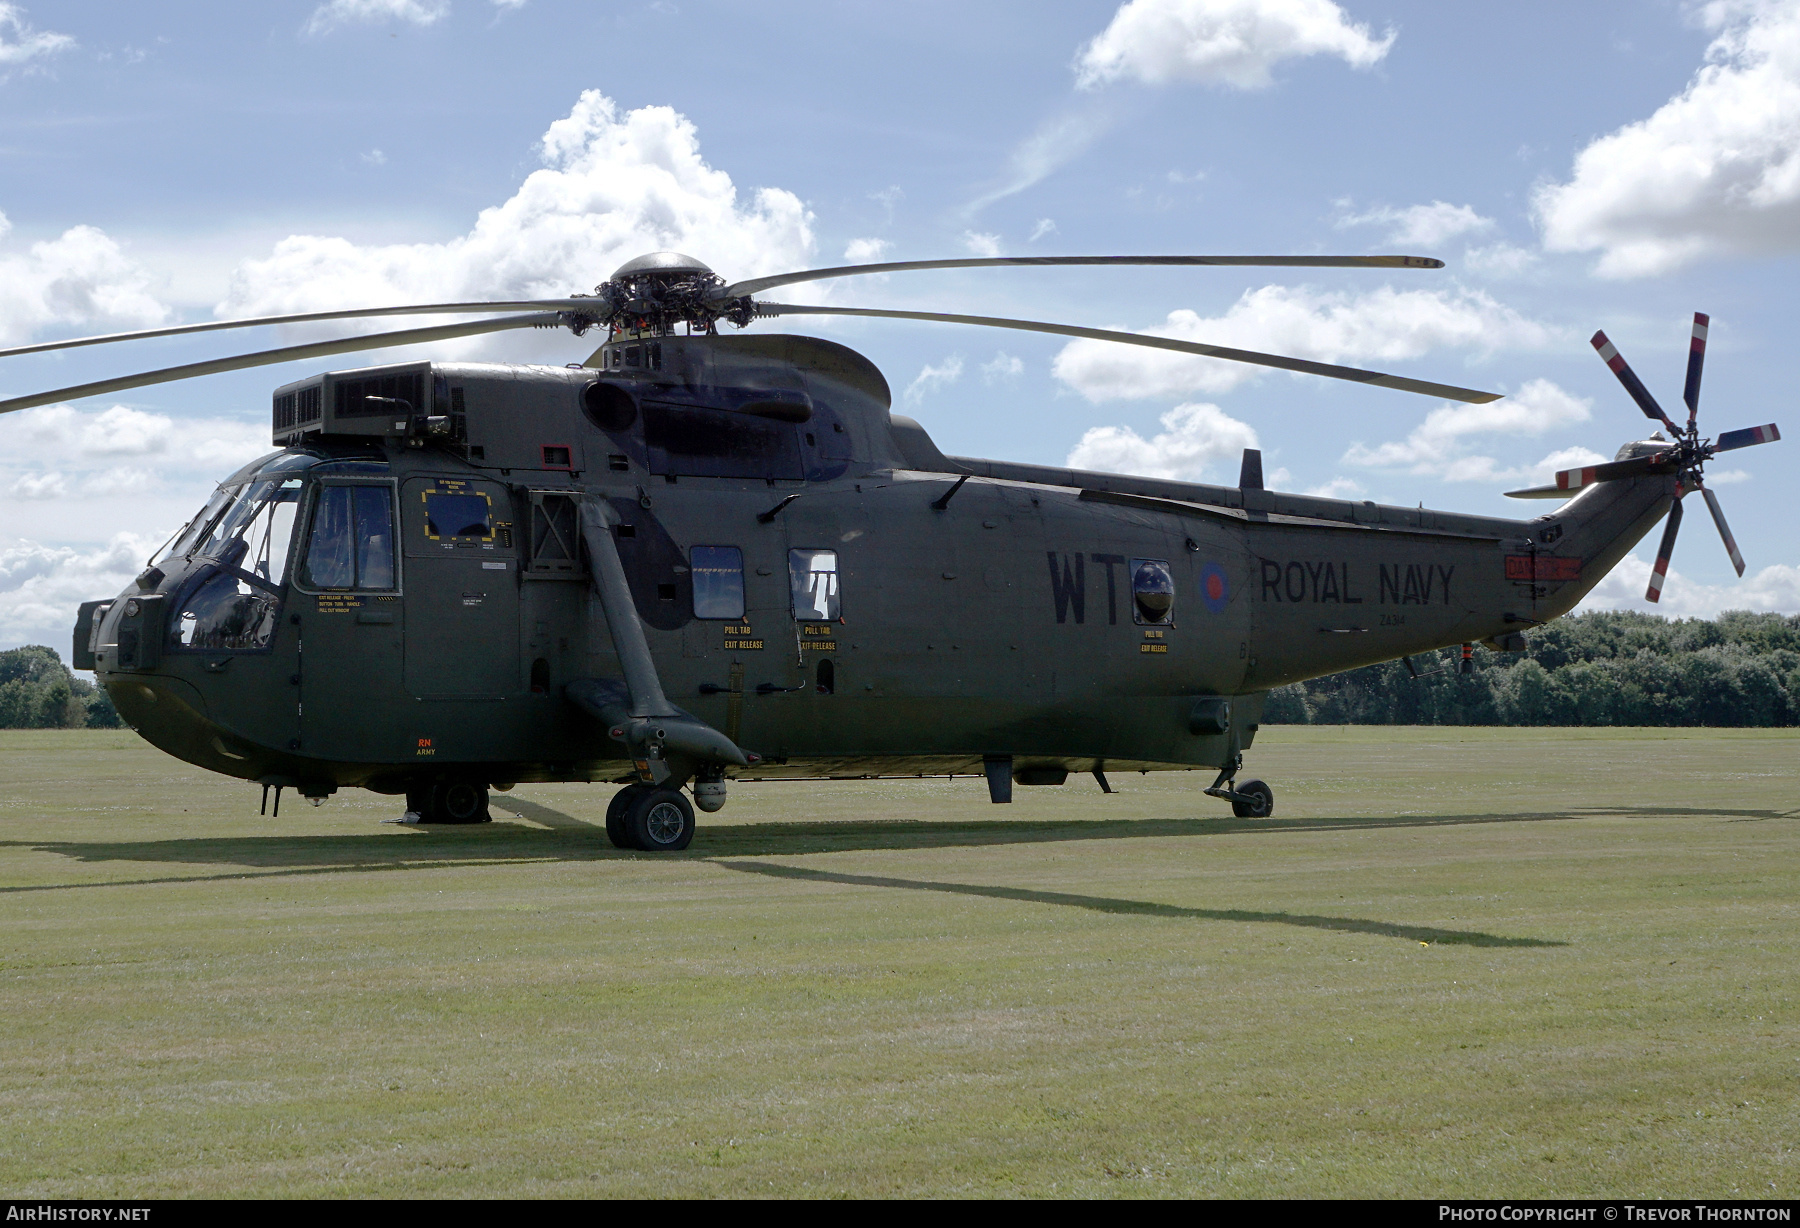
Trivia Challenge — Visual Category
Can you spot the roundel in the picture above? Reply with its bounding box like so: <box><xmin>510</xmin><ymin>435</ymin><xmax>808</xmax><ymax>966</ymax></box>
<box><xmin>1199</xmin><ymin>561</ymin><xmax>1230</xmax><ymax>614</ymax></box>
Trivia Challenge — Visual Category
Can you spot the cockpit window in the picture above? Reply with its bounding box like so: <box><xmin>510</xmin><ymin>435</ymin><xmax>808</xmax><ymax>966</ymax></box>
<box><xmin>301</xmin><ymin>485</ymin><xmax>397</xmax><ymax>590</ymax></box>
<box><xmin>194</xmin><ymin>478</ymin><xmax>303</xmax><ymax>582</ymax></box>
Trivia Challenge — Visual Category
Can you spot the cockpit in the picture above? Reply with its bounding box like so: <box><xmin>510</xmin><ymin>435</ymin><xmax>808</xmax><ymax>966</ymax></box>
<box><xmin>147</xmin><ymin>450</ymin><xmax>393</xmax><ymax>655</ymax></box>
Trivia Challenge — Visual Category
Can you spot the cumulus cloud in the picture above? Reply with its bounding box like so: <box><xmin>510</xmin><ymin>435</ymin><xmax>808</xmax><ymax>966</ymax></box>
<box><xmin>1305</xmin><ymin>476</ymin><xmax>1364</xmax><ymax>499</ymax></box>
<box><xmin>1536</xmin><ymin>1</ymin><xmax>1800</xmax><ymax>277</ymax></box>
<box><xmin>0</xmin><ymin>531</ymin><xmax>170</xmax><ymax>654</ymax></box>
<box><xmin>306</xmin><ymin>0</ymin><xmax>448</xmax><ymax>35</ymax></box>
<box><xmin>980</xmin><ymin>351</ymin><xmax>1024</xmax><ymax>383</ymax></box>
<box><xmin>1463</xmin><ymin>243</ymin><xmax>1538</xmax><ymax>277</ymax></box>
<box><xmin>219</xmin><ymin>90</ymin><xmax>815</xmax><ymax>339</ymax></box>
<box><xmin>961</xmin><ymin>231</ymin><xmax>1003</xmax><ymax>258</ymax></box>
<box><xmin>903</xmin><ymin>357</ymin><xmax>964</xmax><ymax>405</ymax></box>
<box><xmin>0</xmin><ymin>213</ymin><xmax>169</xmax><ymax>346</ymax></box>
<box><xmin>1066</xmin><ymin>401</ymin><xmax>1258</xmax><ymax>480</ymax></box>
<box><xmin>1343</xmin><ymin>378</ymin><xmax>1592</xmax><ymax>469</ymax></box>
<box><xmin>1051</xmin><ymin>284</ymin><xmax>1558</xmax><ymax>401</ymax></box>
<box><xmin>0</xmin><ymin>2</ymin><xmax>71</xmax><ymax>68</ymax></box>
<box><xmin>1075</xmin><ymin>0</ymin><xmax>1394</xmax><ymax>90</ymax></box>
<box><xmin>844</xmin><ymin>237</ymin><xmax>890</xmax><ymax>262</ymax></box>
<box><xmin>1338</xmin><ymin>200</ymin><xmax>1494</xmax><ymax>247</ymax></box>
<box><xmin>1578</xmin><ymin>553</ymin><xmax>1800</xmax><ymax>617</ymax></box>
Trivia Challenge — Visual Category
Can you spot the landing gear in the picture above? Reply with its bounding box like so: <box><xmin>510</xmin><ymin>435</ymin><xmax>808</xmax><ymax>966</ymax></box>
<box><xmin>604</xmin><ymin>784</ymin><xmax>697</xmax><ymax>851</ymax></box>
<box><xmin>1203</xmin><ymin>755</ymin><xmax>1275</xmax><ymax>818</ymax></box>
<box><xmin>1229</xmin><ymin>779</ymin><xmax>1274</xmax><ymax>819</ymax></box>
<box><xmin>404</xmin><ymin>780</ymin><xmax>492</xmax><ymax>825</ymax></box>
<box><xmin>605</xmin><ymin>783</ymin><xmax>648</xmax><ymax>849</ymax></box>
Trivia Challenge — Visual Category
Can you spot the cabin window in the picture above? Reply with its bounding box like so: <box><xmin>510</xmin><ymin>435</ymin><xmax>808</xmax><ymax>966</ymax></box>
<box><xmin>789</xmin><ymin>548</ymin><xmax>840</xmax><ymax>621</ymax></box>
<box><xmin>423</xmin><ymin>491</ymin><xmax>492</xmax><ymax>542</ymax></box>
<box><xmin>642</xmin><ymin>402</ymin><xmax>803</xmax><ymax>480</ymax></box>
<box><xmin>302</xmin><ymin>485</ymin><xmax>397</xmax><ymax>590</ymax></box>
<box><xmin>1132</xmin><ymin>558</ymin><xmax>1174</xmax><ymax>625</ymax></box>
<box><xmin>690</xmin><ymin>546</ymin><xmax>745</xmax><ymax>619</ymax></box>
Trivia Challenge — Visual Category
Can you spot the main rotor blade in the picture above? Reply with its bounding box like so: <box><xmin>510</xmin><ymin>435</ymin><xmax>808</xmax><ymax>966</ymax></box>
<box><xmin>755</xmin><ymin>303</ymin><xmax>1502</xmax><ymax>404</ymax></box>
<box><xmin>1645</xmin><ymin>497</ymin><xmax>1683</xmax><ymax>604</ymax></box>
<box><xmin>0</xmin><ymin>313</ymin><xmax>564</xmax><ymax>416</ymax></box>
<box><xmin>1592</xmin><ymin>331</ymin><xmax>1681</xmax><ymax>435</ymax></box>
<box><xmin>1699</xmin><ymin>485</ymin><xmax>1747</xmax><ymax>576</ymax></box>
<box><xmin>1715</xmin><ymin>423</ymin><xmax>1781</xmax><ymax>451</ymax></box>
<box><xmin>1683</xmin><ymin>312</ymin><xmax>1708</xmax><ymax>426</ymax></box>
<box><xmin>714</xmin><ymin>254</ymin><xmax>1445</xmax><ymax>301</ymax></box>
<box><xmin>1551</xmin><ymin>452</ymin><xmax>1673</xmax><ymax>491</ymax></box>
<box><xmin>0</xmin><ymin>300</ymin><xmax>588</xmax><ymax>362</ymax></box>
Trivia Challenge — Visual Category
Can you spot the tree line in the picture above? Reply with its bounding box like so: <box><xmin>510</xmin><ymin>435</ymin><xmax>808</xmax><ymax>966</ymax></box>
<box><xmin>1264</xmin><ymin>610</ymin><xmax>1800</xmax><ymax>727</ymax></box>
<box><xmin>0</xmin><ymin>646</ymin><xmax>122</xmax><ymax>729</ymax></box>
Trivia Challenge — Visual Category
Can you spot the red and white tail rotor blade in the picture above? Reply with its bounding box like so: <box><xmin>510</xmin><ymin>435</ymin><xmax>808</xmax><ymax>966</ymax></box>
<box><xmin>1551</xmin><ymin>452</ymin><xmax>1669</xmax><ymax>492</ymax></box>
<box><xmin>1699</xmin><ymin>486</ymin><xmax>1747</xmax><ymax>576</ymax></box>
<box><xmin>1645</xmin><ymin>497</ymin><xmax>1683</xmax><ymax>604</ymax></box>
<box><xmin>1714</xmin><ymin>423</ymin><xmax>1781</xmax><ymax>452</ymax></box>
<box><xmin>1683</xmin><ymin>312</ymin><xmax>1708</xmax><ymax>428</ymax></box>
<box><xmin>1592</xmin><ymin>331</ymin><xmax>1683</xmax><ymax>436</ymax></box>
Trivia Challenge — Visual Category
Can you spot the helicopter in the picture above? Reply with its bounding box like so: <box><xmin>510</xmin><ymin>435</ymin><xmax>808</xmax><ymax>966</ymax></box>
<box><xmin>2</xmin><ymin>251</ymin><xmax>1779</xmax><ymax>851</ymax></box>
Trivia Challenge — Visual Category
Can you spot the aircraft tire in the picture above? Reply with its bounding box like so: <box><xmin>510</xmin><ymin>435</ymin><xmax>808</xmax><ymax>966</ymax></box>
<box><xmin>434</xmin><ymin>780</ymin><xmax>491</xmax><ymax>824</ymax></box>
<box><xmin>605</xmin><ymin>785</ymin><xmax>648</xmax><ymax>850</ymax></box>
<box><xmin>1231</xmin><ymin>779</ymin><xmax>1274</xmax><ymax>819</ymax></box>
<box><xmin>624</xmin><ymin>787</ymin><xmax>695</xmax><ymax>852</ymax></box>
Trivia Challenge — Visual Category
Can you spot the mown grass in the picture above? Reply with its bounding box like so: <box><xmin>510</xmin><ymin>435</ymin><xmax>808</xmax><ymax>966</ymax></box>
<box><xmin>1</xmin><ymin>726</ymin><xmax>1796</xmax><ymax>1197</ymax></box>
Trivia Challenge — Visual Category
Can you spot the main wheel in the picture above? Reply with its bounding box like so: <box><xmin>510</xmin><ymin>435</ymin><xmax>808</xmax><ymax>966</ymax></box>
<box><xmin>431</xmin><ymin>780</ymin><xmax>491</xmax><ymax>824</ymax></box>
<box><xmin>605</xmin><ymin>784</ymin><xmax>650</xmax><ymax>850</ymax></box>
<box><xmin>623</xmin><ymin>787</ymin><xmax>695</xmax><ymax>852</ymax></box>
<box><xmin>1231</xmin><ymin>779</ymin><xmax>1274</xmax><ymax>819</ymax></box>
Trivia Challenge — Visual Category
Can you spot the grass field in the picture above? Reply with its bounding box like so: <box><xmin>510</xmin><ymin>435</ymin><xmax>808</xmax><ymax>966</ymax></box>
<box><xmin>1</xmin><ymin>726</ymin><xmax>1796</xmax><ymax>1198</ymax></box>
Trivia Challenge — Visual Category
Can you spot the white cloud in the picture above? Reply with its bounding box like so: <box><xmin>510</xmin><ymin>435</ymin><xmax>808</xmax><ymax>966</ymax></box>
<box><xmin>361</xmin><ymin>148</ymin><xmax>387</xmax><ymax>166</ymax></box>
<box><xmin>1066</xmin><ymin>401</ymin><xmax>1258</xmax><ymax>480</ymax></box>
<box><xmin>1075</xmin><ymin>0</ymin><xmax>1394</xmax><ymax>90</ymax></box>
<box><xmin>844</xmin><ymin>237</ymin><xmax>890</xmax><ymax>263</ymax></box>
<box><xmin>963</xmin><ymin>105</ymin><xmax>1117</xmax><ymax>216</ymax></box>
<box><xmin>1338</xmin><ymin>200</ymin><xmax>1494</xmax><ymax>247</ymax></box>
<box><xmin>306</xmin><ymin>0</ymin><xmax>448</xmax><ymax>35</ymax></box>
<box><xmin>1578</xmin><ymin>554</ymin><xmax>1800</xmax><ymax>617</ymax></box>
<box><xmin>1051</xmin><ymin>284</ymin><xmax>1558</xmax><ymax>401</ymax></box>
<box><xmin>1266</xmin><ymin>465</ymin><xmax>1293</xmax><ymax>488</ymax></box>
<box><xmin>961</xmin><ymin>231</ymin><xmax>1003</xmax><ymax>258</ymax></box>
<box><xmin>1305</xmin><ymin>476</ymin><xmax>1364</xmax><ymax>499</ymax></box>
<box><xmin>903</xmin><ymin>356</ymin><xmax>964</xmax><ymax>405</ymax></box>
<box><xmin>9</xmin><ymin>471</ymin><xmax>63</xmax><ymax>499</ymax></box>
<box><xmin>0</xmin><ymin>214</ymin><xmax>169</xmax><ymax>347</ymax></box>
<box><xmin>0</xmin><ymin>403</ymin><xmax>271</xmax><ymax>486</ymax></box>
<box><xmin>0</xmin><ymin>531</ymin><xmax>170</xmax><ymax>655</ymax></box>
<box><xmin>0</xmin><ymin>2</ymin><xmax>72</xmax><ymax>67</ymax></box>
<box><xmin>493</xmin><ymin>0</ymin><xmax>527</xmax><ymax>8</ymax></box>
<box><xmin>1029</xmin><ymin>218</ymin><xmax>1058</xmax><ymax>242</ymax></box>
<box><xmin>980</xmin><ymin>351</ymin><xmax>1024</xmax><ymax>383</ymax></box>
<box><xmin>1535</xmin><ymin>1</ymin><xmax>1800</xmax><ymax>277</ymax></box>
<box><xmin>1343</xmin><ymin>378</ymin><xmax>1594</xmax><ymax>474</ymax></box>
<box><xmin>218</xmin><ymin>90</ymin><xmax>814</xmax><ymax>340</ymax></box>
<box><xmin>1463</xmin><ymin>243</ymin><xmax>1538</xmax><ymax>277</ymax></box>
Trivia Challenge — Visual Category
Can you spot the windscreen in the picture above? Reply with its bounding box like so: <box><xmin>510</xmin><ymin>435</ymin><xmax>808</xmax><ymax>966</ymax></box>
<box><xmin>194</xmin><ymin>478</ymin><xmax>303</xmax><ymax>584</ymax></box>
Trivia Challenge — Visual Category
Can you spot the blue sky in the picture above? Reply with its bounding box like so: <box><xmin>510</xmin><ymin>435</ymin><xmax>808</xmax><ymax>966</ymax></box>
<box><xmin>2</xmin><ymin>0</ymin><xmax>1796</xmax><ymax>651</ymax></box>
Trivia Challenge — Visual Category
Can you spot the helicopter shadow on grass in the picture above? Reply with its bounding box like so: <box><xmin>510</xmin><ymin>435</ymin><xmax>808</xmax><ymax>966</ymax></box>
<box><xmin>0</xmin><ymin>796</ymin><xmax>1761</xmax><ymax>946</ymax></box>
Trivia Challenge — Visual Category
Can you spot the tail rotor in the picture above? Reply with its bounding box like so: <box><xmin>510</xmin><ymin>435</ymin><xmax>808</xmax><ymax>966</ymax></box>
<box><xmin>1504</xmin><ymin>313</ymin><xmax>1779</xmax><ymax>602</ymax></box>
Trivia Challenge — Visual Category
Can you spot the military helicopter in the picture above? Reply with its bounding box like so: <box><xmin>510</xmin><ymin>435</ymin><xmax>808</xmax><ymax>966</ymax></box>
<box><xmin>2</xmin><ymin>251</ymin><xmax>1779</xmax><ymax>851</ymax></box>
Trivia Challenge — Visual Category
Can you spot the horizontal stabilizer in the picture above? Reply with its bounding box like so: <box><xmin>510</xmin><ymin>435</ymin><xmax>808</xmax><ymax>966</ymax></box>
<box><xmin>1503</xmin><ymin>485</ymin><xmax>1576</xmax><ymax>499</ymax></box>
